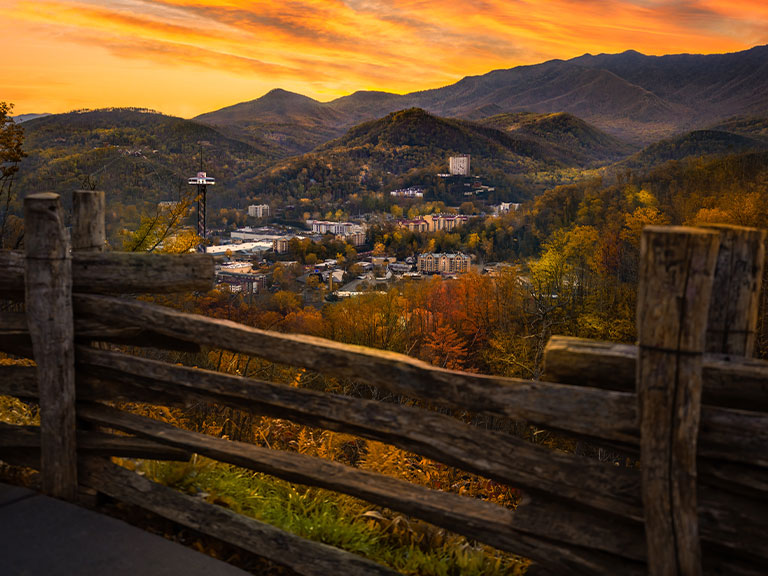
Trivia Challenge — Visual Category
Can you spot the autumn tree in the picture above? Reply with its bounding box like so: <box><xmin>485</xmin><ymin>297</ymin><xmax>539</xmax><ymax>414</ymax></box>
<box><xmin>121</xmin><ymin>192</ymin><xmax>197</xmax><ymax>252</ymax></box>
<box><xmin>423</xmin><ymin>323</ymin><xmax>468</xmax><ymax>370</ymax></box>
<box><xmin>0</xmin><ymin>102</ymin><xmax>26</xmax><ymax>249</ymax></box>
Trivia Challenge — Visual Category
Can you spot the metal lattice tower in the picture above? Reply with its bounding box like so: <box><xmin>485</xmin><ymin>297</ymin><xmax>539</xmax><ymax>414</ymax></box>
<box><xmin>188</xmin><ymin>149</ymin><xmax>215</xmax><ymax>252</ymax></box>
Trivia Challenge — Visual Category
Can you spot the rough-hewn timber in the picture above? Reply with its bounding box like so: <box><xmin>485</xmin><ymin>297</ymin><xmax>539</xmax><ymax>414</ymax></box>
<box><xmin>703</xmin><ymin>224</ymin><xmax>765</xmax><ymax>357</ymax></box>
<box><xmin>75</xmin><ymin>345</ymin><xmax>642</xmax><ymax>519</ymax></box>
<box><xmin>24</xmin><ymin>193</ymin><xmax>78</xmax><ymax>501</ymax></box>
<box><xmin>3</xmin><ymin>359</ymin><xmax>763</xmax><ymax>565</ymax></box>
<box><xmin>73</xmin><ymin>294</ymin><xmax>640</xmax><ymax>445</ymax></box>
<box><xmin>78</xmin><ymin>403</ymin><xmax>646</xmax><ymax>574</ymax></box>
<box><xmin>636</xmin><ymin>226</ymin><xmax>718</xmax><ymax>576</ymax></box>
<box><xmin>71</xmin><ymin>191</ymin><xmax>106</xmax><ymax>253</ymax></box>
<box><xmin>0</xmin><ymin>422</ymin><xmax>190</xmax><ymax>461</ymax></box>
<box><xmin>543</xmin><ymin>336</ymin><xmax>768</xmax><ymax>412</ymax></box>
<box><xmin>0</xmin><ymin>312</ymin><xmax>32</xmax><ymax>357</ymax></box>
<box><xmin>0</xmin><ymin>250</ymin><xmax>24</xmax><ymax>299</ymax></box>
<box><xmin>1</xmin><ymin>251</ymin><xmax>214</xmax><ymax>294</ymax></box>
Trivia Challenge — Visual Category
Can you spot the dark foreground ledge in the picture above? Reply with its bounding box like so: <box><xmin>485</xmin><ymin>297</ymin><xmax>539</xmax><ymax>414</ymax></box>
<box><xmin>0</xmin><ymin>482</ymin><xmax>249</xmax><ymax>576</ymax></box>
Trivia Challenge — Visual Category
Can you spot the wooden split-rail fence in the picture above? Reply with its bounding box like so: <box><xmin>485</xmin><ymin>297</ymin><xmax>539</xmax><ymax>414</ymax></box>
<box><xmin>1</xmin><ymin>191</ymin><xmax>767</xmax><ymax>575</ymax></box>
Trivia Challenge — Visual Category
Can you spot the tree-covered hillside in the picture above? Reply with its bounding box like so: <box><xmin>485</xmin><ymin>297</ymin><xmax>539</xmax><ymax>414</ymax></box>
<box><xmin>12</xmin><ymin>109</ymin><xmax>274</xmax><ymax>238</ymax></box>
<box><xmin>618</xmin><ymin>129</ymin><xmax>767</xmax><ymax>171</ymax></box>
<box><xmin>478</xmin><ymin>112</ymin><xmax>636</xmax><ymax>166</ymax></box>
<box><xmin>243</xmin><ymin>108</ymin><xmax>623</xmax><ymax>209</ymax></box>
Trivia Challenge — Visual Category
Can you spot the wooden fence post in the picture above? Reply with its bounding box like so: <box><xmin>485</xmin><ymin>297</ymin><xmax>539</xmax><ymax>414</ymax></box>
<box><xmin>703</xmin><ymin>224</ymin><xmax>766</xmax><ymax>357</ymax></box>
<box><xmin>72</xmin><ymin>190</ymin><xmax>106</xmax><ymax>253</ymax></box>
<box><xmin>71</xmin><ymin>189</ymin><xmax>106</xmax><ymax>505</ymax></box>
<box><xmin>637</xmin><ymin>226</ymin><xmax>719</xmax><ymax>576</ymax></box>
<box><xmin>24</xmin><ymin>192</ymin><xmax>77</xmax><ymax>500</ymax></box>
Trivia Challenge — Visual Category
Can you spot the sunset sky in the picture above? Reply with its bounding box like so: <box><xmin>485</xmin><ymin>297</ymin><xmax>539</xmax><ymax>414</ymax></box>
<box><xmin>3</xmin><ymin>0</ymin><xmax>767</xmax><ymax>118</ymax></box>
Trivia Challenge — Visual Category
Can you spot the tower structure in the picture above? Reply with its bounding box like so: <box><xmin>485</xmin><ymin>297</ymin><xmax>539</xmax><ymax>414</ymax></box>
<box><xmin>188</xmin><ymin>151</ymin><xmax>215</xmax><ymax>252</ymax></box>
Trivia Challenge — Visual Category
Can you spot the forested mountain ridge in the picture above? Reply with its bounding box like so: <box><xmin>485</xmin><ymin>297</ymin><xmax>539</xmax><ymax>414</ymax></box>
<box><xmin>194</xmin><ymin>89</ymin><xmax>346</xmax><ymax>156</ymax></box>
<box><xmin>478</xmin><ymin>112</ymin><xmax>636</xmax><ymax>166</ymax></box>
<box><xmin>12</xmin><ymin>105</ymin><xmax>768</xmax><ymax>232</ymax></box>
<box><xmin>196</xmin><ymin>45</ymin><xmax>768</xmax><ymax>150</ymax></box>
<box><xmin>241</xmin><ymin>108</ymin><xmax>618</xmax><ymax>206</ymax></box>
<box><xmin>619</xmin><ymin>129</ymin><xmax>768</xmax><ymax>170</ymax></box>
<box><xmin>12</xmin><ymin>108</ymin><xmax>274</xmax><ymax>236</ymax></box>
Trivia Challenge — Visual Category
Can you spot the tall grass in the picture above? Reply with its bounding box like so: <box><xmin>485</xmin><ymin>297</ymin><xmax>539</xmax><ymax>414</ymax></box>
<box><xmin>127</xmin><ymin>456</ymin><xmax>529</xmax><ymax>576</ymax></box>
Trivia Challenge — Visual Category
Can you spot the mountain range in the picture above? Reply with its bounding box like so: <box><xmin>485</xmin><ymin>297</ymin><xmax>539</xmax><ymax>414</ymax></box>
<box><xmin>196</xmin><ymin>45</ymin><xmax>768</xmax><ymax>152</ymax></box>
<box><xmin>12</xmin><ymin>46</ymin><xmax>768</xmax><ymax>218</ymax></box>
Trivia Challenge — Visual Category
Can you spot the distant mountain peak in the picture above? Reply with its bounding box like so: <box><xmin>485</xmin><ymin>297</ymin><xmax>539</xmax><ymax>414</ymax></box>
<box><xmin>261</xmin><ymin>88</ymin><xmax>320</xmax><ymax>103</ymax></box>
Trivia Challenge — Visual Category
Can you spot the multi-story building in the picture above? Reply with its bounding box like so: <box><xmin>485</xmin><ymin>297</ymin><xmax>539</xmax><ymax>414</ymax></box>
<box><xmin>493</xmin><ymin>202</ymin><xmax>521</xmax><ymax>215</ymax></box>
<box><xmin>424</xmin><ymin>214</ymin><xmax>469</xmax><ymax>232</ymax></box>
<box><xmin>449</xmin><ymin>155</ymin><xmax>470</xmax><ymax>176</ymax></box>
<box><xmin>248</xmin><ymin>204</ymin><xmax>270</xmax><ymax>218</ymax></box>
<box><xmin>273</xmin><ymin>237</ymin><xmax>291</xmax><ymax>254</ymax></box>
<box><xmin>307</xmin><ymin>219</ymin><xmax>366</xmax><ymax>245</ymax></box>
<box><xmin>399</xmin><ymin>219</ymin><xmax>430</xmax><ymax>233</ymax></box>
<box><xmin>216</xmin><ymin>269</ymin><xmax>268</xmax><ymax>294</ymax></box>
<box><xmin>390</xmin><ymin>187</ymin><xmax>425</xmax><ymax>198</ymax></box>
<box><xmin>338</xmin><ymin>230</ymin><xmax>366</xmax><ymax>246</ymax></box>
<box><xmin>307</xmin><ymin>220</ymin><xmax>360</xmax><ymax>235</ymax></box>
<box><xmin>397</xmin><ymin>214</ymin><xmax>469</xmax><ymax>234</ymax></box>
<box><xmin>417</xmin><ymin>252</ymin><xmax>471</xmax><ymax>275</ymax></box>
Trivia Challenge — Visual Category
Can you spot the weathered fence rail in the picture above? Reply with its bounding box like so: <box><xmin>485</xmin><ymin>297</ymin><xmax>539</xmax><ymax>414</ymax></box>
<box><xmin>0</xmin><ymin>192</ymin><xmax>766</xmax><ymax>575</ymax></box>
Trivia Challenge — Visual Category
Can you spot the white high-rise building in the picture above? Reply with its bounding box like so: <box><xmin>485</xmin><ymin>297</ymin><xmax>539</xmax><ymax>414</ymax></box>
<box><xmin>248</xmin><ymin>204</ymin><xmax>270</xmax><ymax>218</ymax></box>
<box><xmin>449</xmin><ymin>155</ymin><xmax>470</xmax><ymax>176</ymax></box>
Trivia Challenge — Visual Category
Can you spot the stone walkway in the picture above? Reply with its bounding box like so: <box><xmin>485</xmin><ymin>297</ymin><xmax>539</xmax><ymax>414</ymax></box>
<box><xmin>0</xmin><ymin>482</ymin><xmax>250</xmax><ymax>576</ymax></box>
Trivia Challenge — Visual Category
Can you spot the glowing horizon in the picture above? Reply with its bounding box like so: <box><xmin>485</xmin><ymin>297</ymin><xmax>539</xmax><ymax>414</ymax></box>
<box><xmin>2</xmin><ymin>0</ymin><xmax>766</xmax><ymax>118</ymax></box>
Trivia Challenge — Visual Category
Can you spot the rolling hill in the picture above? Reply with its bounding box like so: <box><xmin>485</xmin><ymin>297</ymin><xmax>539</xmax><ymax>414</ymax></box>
<box><xmin>478</xmin><ymin>112</ymin><xmax>636</xmax><ymax>166</ymax></box>
<box><xmin>709</xmin><ymin>116</ymin><xmax>768</xmax><ymax>141</ymax></box>
<box><xmin>195</xmin><ymin>89</ymin><xmax>346</xmax><ymax>156</ymax></box>
<box><xmin>242</xmin><ymin>108</ymin><xmax>610</xmax><ymax>206</ymax></box>
<box><xmin>618</xmin><ymin>120</ymin><xmax>768</xmax><ymax>171</ymax></box>
<box><xmin>15</xmin><ymin>108</ymin><xmax>272</xmax><ymax>213</ymax></box>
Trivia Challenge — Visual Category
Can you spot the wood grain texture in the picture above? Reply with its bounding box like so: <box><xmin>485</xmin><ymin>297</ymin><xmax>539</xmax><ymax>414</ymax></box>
<box><xmin>24</xmin><ymin>192</ymin><xmax>78</xmax><ymax>501</ymax></box>
<box><xmin>0</xmin><ymin>365</ymin><xmax>37</xmax><ymax>398</ymax></box>
<box><xmin>0</xmin><ymin>422</ymin><xmax>191</xmax><ymax>461</ymax></box>
<box><xmin>81</xmin><ymin>457</ymin><xmax>403</xmax><ymax>576</ymax></box>
<box><xmin>0</xmin><ymin>311</ymin><xmax>32</xmax><ymax>356</ymax></box>
<box><xmin>1</xmin><ymin>250</ymin><xmax>214</xmax><ymax>294</ymax></box>
<box><xmin>542</xmin><ymin>336</ymin><xmax>768</xmax><ymax>412</ymax></box>
<box><xmin>702</xmin><ymin>224</ymin><xmax>766</xmax><ymax>357</ymax></box>
<box><xmin>2</xmin><ymin>358</ymin><xmax>763</xmax><ymax>565</ymax></box>
<box><xmin>77</xmin><ymin>403</ymin><xmax>646</xmax><ymax>573</ymax></box>
<box><xmin>73</xmin><ymin>252</ymin><xmax>215</xmax><ymax>293</ymax></box>
<box><xmin>71</xmin><ymin>190</ymin><xmax>106</xmax><ymax>253</ymax></box>
<box><xmin>73</xmin><ymin>294</ymin><xmax>639</xmax><ymax>445</ymax></box>
<box><xmin>72</xmin><ymin>296</ymin><xmax>764</xmax><ymax>467</ymax></box>
<box><xmin>0</xmin><ymin>315</ymin><xmax>200</xmax><ymax>353</ymax></box>
<box><xmin>698</xmin><ymin>405</ymin><xmax>768</xmax><ymax>468</ymax></box>
<box><xmin>636</xmin><ymin>226</ymin><xmax>719</xmax><ymax>576</ymax></box>
<box><xmin>0</xmin><ymin>250</ymin><xmax>25</xmax><ymax>300</ymax></box>
<box><xmin>75</xmin><ymin>345</ymin><xmax>642</xmax><ymax>520</ymax></box>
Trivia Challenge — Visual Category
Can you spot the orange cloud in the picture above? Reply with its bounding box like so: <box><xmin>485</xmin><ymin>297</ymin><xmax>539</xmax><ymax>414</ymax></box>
<box><xmin>2</xmin><ymin>0</ymin><xmax>765</xmax><ymax>116</ymax></box>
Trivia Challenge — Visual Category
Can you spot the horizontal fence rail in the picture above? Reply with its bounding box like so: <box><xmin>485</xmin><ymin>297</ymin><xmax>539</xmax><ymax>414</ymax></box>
<box><xmin>0</xmin><ymin>250</ymin><xmax>215</xmax><ymax>296</ymax></box>
<box><xmin>72</xmin><ymin>293</ymin><xmax>642</xmax><ymax>444</ymax></box>
<box><xmin>544</xmin><ymin>336</ymin><xmax>768</xmax><ymax>412</ymax></box>
<box><xmin>69</xmin><ymin>295</ymin><xmax>768</xmax><ymax>469</ymax></box>
<box><xmin>78</xmin><ymin>402</ymin><xmax>646</xmax><ymax>574</ymax></box>
<box><xmin>2</xmin><ymin>339</ymin><xmax>766</xmax><ymax>571</ymax></box>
